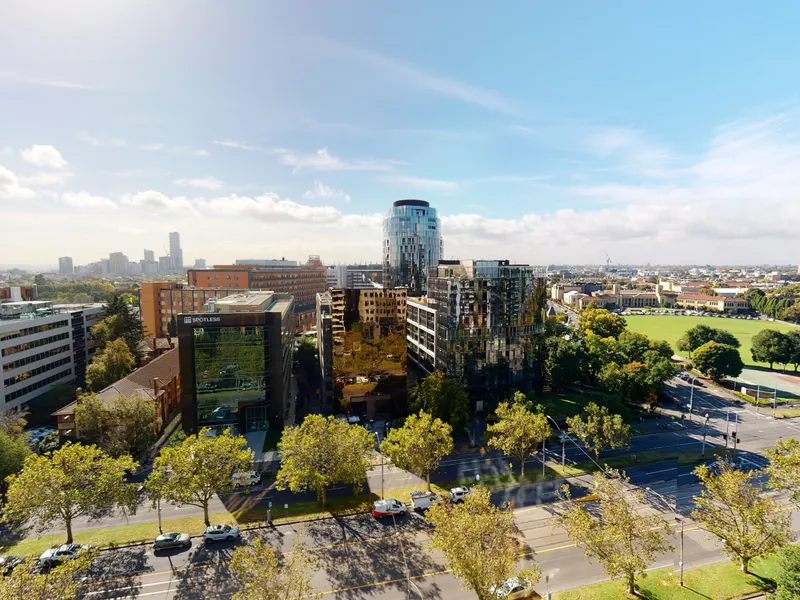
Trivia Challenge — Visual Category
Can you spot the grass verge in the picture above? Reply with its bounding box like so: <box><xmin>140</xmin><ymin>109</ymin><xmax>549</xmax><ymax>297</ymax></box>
<box><xmin>553</xmin><ymin>552</ymin><xmax>780</xmax><ymax>599</ymax></box>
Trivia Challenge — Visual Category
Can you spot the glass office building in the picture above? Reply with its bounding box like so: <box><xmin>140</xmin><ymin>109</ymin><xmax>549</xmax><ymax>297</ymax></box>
<box><xmin>383</xmin><ymin>199</ymin><xmax>442</xmax><ymax>295</ymax></box>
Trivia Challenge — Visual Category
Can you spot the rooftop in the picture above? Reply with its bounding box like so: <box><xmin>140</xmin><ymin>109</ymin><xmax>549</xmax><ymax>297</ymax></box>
<box><xmin>0</xmin><ymin>302</ymin><xmax>104</xmax><ymax>325</ymax></box>
<box><xmin>393</xmin><ymin>199</ymin><xmax>429</xmax><ymax>208</ymax></box>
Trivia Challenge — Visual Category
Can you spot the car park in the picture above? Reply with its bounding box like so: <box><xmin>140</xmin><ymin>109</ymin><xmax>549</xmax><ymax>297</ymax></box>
<box><xmin>372</xmin><ymin>498</ymin><xmax>407</xmax><ymax>518</ymax></box>
<box><xmin>232</xmin><ymin>471</ymin><xmax>261</xmax><ymax>487</ymax></box>
<box><xmin>38</xmin><ymin>544</ymin><xmax>89</xmax><ymax>565</ymax></box>
<box><xmin>449</xmin><ymin>486</ymin><xmax>473</xmax><ymax>503</ymax></box>
<box><xmin>410</xmin><ymin>491</ymin><xmax>443</xmax><ymax>513</ymax></box>
<box><xmin>203</xmin><ymin>524</ymin><xmax>240</xmax><ymax>542</ymax></box>
<box><xmin>490</xmin><ymin>577</ymin><xmax>540</xmax><ymax>599</ymax></box>
<box><xmin>153</xmin><ymin>532</ymin><xmax>191</xmax><ymax>551</ymax></box>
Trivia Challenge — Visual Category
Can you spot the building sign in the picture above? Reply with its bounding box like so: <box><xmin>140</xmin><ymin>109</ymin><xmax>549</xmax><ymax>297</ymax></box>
<box><xmin>183</xmin><ymin>316</ymin><xmax>221</xmax><ymax>324</ymax></box>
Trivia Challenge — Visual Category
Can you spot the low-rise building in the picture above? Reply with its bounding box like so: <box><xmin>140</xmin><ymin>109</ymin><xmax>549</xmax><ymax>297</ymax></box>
<box><xmin>578</xmin><ymin>284</ymin><xmax>677</xmax><ymax>310</ymax></box>
<box><xmin>675</xmin><ymin>294</ymin><xmax>750</xmax><ymax>313</ymax></box>
<box><xmin>1</xmin><ymin>302</ymin><xmax>104</xmax><ymax>412</ymax></box>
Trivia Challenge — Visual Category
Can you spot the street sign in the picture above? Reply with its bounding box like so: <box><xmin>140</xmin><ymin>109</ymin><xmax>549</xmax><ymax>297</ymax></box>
<box><xmin>268</xmin><ymin>501</ymin><xmax>272</xmax><ymax>508</ymax></box>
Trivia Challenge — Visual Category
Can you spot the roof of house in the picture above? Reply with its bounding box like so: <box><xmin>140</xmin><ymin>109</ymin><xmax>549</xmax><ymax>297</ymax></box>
<box><xmin>677</xmin><ymin>293</ymin><xmax>725</xmax><ymax>301</ymax></box>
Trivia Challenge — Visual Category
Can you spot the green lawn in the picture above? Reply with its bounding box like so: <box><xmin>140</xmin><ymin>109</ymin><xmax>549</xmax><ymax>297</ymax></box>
<box><xmin>625</xmin><ymin>315</ymin><xmax>799</xmax><ymax>368</ymax></box>
<box><xmin>553</xmin><ymin>552</ymin><xmax>781</xmax><ymax>599</ymax></box>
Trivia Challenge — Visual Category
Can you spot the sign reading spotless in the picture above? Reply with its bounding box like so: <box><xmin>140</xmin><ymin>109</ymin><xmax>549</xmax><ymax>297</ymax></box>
<box><xmin>183</xmin><ymin>316</ymin><xmax>221</xmax><ymax>324</ymax></box>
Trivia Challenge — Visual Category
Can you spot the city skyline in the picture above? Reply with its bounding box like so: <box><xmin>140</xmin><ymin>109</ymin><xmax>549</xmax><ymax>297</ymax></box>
<box><xmin>2</xmin><ymin>2</ymin><xmax>800</xmax><ymax>266</ymax></box>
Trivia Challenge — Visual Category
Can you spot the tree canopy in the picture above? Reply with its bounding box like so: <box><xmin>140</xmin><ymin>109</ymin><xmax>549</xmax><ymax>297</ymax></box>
<box><xmin>426</xmin><ymin>486</ymin><xmax>540</xmax><ymax>600</ymax></box>
<box><xmin>567</xmin><ymin>402</ymin><xmax>630</xmax><ymax>459</ymax></box>
<box><xmin>676</xmin><ymin>324</ymin><xmax>741</xmax><ymax>355</ymax></box>
<box><xmin>691</xmin><ymin>460</ymin><xmax>791</xmax><ymax>573</ymax></box>
<box><xmin>774</xmin><ymin>545</ymin><xmax>800</xmax><ymax>600</ymax></box>
<box><xmin>75</xmin><ymin>392</ymin><xmax>160</xmax><ymax>459</ymax></box>
<box><xmin>4</xmin><ymin>443</ymin><xmax>136</xmax><ymax>543</ymax></box>
<box><xmin>381</xmin><ymin>411</ymin><xmax>453</xmax><ymax>491</ymax></box>
<box><xmin>409</xmin><ymin>370</ymin><xmax>469</xmax><ymax>432</ymax></box>
<box><xmin>147</xmin><ymin>429</ymin><xmax>253</xmax><ymax>526</ymax></box>
<box><xmin>229</xmin><ymin>539</ymin><xmax>316</xmax><ymax>600</ymax></box>
<box><xmin>765</xmin><ymin>437</ymin><xmax>800</xmax><ymax>504</ymax></box>
<box><xmin>553</xmin><ymin>469</ymin><xmax>673</xmax><ymax>595</ymax></box>
<box><xmin>692</xmin><ymin>341</ymin><xmax>744</xmax><ymax>379</ymax></box>
<box><xmin>578</xmin><ymin>307</ymin><xmax>627</xmax><ymax>339</ymax></box>
<box><xmin>276</xmin><ymin>415</ymin><xmax>374</xmax><ymax>507</ymax></box>
<box><xmin>751</xmin><ymin>329</ymin><xmax>792</xmax><ymax>369</ymax></box>
<box><xmin>0</xmin><ymin>552</ymin><xmax>94</xmax><ymax>600</ymax></box>
<box><xmin>85</xmin><ymin>338</ymin><xmax>136</xmax><ymax>392</ymax></box>
<box><xmin>487</xmin><ymin>402</ymin><xmax>551</xmax><ymax>476</ymax></box>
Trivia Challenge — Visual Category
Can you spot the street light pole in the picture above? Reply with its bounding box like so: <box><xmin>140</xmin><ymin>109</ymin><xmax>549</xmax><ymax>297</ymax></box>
<box><xmin>542</xmin><ymin>440</ymin><xmax>546</xmax><ymax>478</ymax></box>
<box><xmin>373</xmin><ymin>432</ymin><xmax>384</xmax><ymax>499</ymax></box>
<box><xmin>702</xmin><ymin>413</ymin><xmax>710</xmax><ymax>456</ymax></box>
<box><xmin>646</xmin><ymin>487</ymin><xmax>684</xmax><ymax>586</ymax></box>
<box><xmin>562</xmin><ymin>438</ymin><xmax>566</xmax><ymax>468</ymax></box>
<box><xmin>688</xmin><ymin>376</ymin><xmax>695</xmax><ymax>422</ymax></box>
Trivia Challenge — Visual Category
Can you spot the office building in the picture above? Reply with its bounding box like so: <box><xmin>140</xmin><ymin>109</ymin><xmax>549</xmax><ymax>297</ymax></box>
<box><xmin>383</xmin><ymin>199</ymin><xmax>442</xmax><ymax>295</ymax></box>
<box><xmin>177</xmin><ymin>291</ymin><xmax>294</xmax><ymax>439</ymax></box>
<box><xmin>58</xmin><ymin>257</ymin><xmax>74</xmax><ymax>276</ymax></box>
<box><xmin>188</xmin><ymin>259</ymin><xmax>327</xmax><ymax>332</ymax></box>
<box><xmin>144</xmin><ymin>249</ymin><xmax>155</xmax><ymax>263</ymax></box>
<box><xmin>158</xmin><ymin>256</ymin><xmax>171</xmax><ymax>274</ymax></box>
<box><xmin>326</xmin><ymin>264</ymin><xmax>383</xmax><ymax>289</ymax></box>
<box><xmin>329</xmin><ymin>288</ymin><xmax>407</xmax><ymax>341</ymax></box>
<box><xmin>140</xmin><ymin>282</ymin><xmax>254</xmax><ymax>338</ymax></box>
<box><xmin>406</xmin><ymin>260</ymin><xmax>543</xmax><ymax>404</ymax></box>
<box><xmin>108</xmin><ymin>252</ymin><xmax>129</xmax><ymax>276</ymax></box>
<box><xmin>169</xmin><ymin>232</ymin><xmax>183</xmax><ymax>271</ymax></box>
<box><xmin>316</xmin><ymin>292</ymin><xmax>334</xmax><ymax>407</ymax></box>
<box><xmin>236</xmin><ymin>259</ymin><xmax>297</xmax><ymax>267</ymax></box>
<box><xmin>194</xmin><ymin>258</ymin><xmax>207</xmax><ymax>269</ymax></box>
<box><xmin>0</xmin><ymin>285</ymin><xmax>37</xmax><ymax>302</ymax></box>
<box><xmin>1</xmin><ymin>302</ymin><xmax>104</xmax><ymax>412</ymax></box>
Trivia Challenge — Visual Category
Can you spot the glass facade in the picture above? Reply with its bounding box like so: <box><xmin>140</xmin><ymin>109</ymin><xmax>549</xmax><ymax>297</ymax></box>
<box><xmin>383</xmin><ymin>199</ymin><xmax>442</xmax><ymax>295</ymax></box>
<box><xmin>193</xmin><ymin>325</ymin><xmax>269</xmax><ymax>435</ymax></box>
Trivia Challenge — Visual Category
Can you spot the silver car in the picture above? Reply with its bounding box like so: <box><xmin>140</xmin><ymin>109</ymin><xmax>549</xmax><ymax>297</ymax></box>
<box><xmin>153</xmin><ymin>532</ymin><xmax>191</xmax><ymax>551</ymax></box>
<box><xmin>203</xmin><ymin>524</ymin><xmax>240</xmax><ymax>542</ymax></box>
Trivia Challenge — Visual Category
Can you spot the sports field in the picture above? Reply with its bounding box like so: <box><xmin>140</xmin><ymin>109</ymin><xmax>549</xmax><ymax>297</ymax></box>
<box><xmin>624</xmin><ymin>315</ymin><xmax>799</xmax><ymax>367</ymax></box>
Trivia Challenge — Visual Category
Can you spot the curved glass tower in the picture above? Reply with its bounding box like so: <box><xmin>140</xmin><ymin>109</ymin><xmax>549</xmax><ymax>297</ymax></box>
<box><xmin>383</xmin><ymin>199</ymin><xmax>442</xmax><ymax>295</ymax></box>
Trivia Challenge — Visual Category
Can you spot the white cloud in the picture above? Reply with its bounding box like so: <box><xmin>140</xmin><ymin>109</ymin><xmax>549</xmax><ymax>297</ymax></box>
<box><xmin>20</xmin><ymin>172</ymin><xmax>75</xmax><ymax>186</ymax></box>
<box><xmin>206</xmin><ymin>193</ymin><xmax>343</xmax><ymax>224</ymax></box>
<box><xmin>303</xmin><ymin>181</ymin><xmax>351</xmax><ymax>203</ymax></box>
<box><xmin>0</xmin><ymin>165</ymin><xmax>35</xmax><ymax>198</ymax></box>
<box><xmin>214</xmin><ymin>139</ymin><xmax>262</xmax><ymax>151</ymax></box>
<box><xmin>21</xmin><ymin>145</ymin><xmax>68</xmax><ymax>169</ymax></box>
<box><xmin>137</xmin><ymin>143</ymin><xmax>208</xmax><ymax>157</ymax></box>
<box><xmin>384</xmin><ymin>175</ymin><xmax>457</xmax><ymax>190</ymax></box>
<box><xmin>174</xmin><ymin>177</ymin><xmax>224</xmax><ymax>190</ymax></box>
<box><xmin>62</xmin><ymin>191</ymin><xmax>117</xmax><ymax>209</ymax></box>
<box><xmin>584</xmin><ymin>126</ymin><xmax>674</xmax><ymax>178</ymax></box>
<box><xmin>0</xmin><ymin>72</ymin><xmax>99</xmax><ymax>90</ymax></box>
<box><xmin>77</xmin><ymin>131</ymin><xmax>128</xmax><ymax>147</ymax></box>
<box><xmin>121</xmin><ymin>190</ymin><xmax>195</xmax><ymax>213</ymax></box>
<box><xmin>271</xmin><ymin>147</ymin><xmax>401</xmax><ymax>172</ymax></box>
<box><xmin>328</xmin><ymin>41</ymin><xmax>518</xmax><ymax>116</ymax></box>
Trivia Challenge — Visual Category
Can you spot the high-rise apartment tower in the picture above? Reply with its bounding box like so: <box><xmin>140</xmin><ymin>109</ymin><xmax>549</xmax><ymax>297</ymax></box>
<box><xmin>383</xmin><ymin>200</ymin><xmax>442</xmax><ymax>295</ymax></box>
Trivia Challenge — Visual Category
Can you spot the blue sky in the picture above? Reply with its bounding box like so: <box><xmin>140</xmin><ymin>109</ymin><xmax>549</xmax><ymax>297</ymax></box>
<box><xmin>1</xmin><ymin>0</ymin><xmax>799</xmax><ymax>267</ymax></box>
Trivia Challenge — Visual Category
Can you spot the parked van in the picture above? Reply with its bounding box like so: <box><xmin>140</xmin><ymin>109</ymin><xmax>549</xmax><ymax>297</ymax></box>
<box><xmin>232</xmin><ymin>471</ymin><xmax>261</xmax><ymax>487</ymax></box>
<box><xmin>410</xmin><ymin>491</ymin><xmax>443</xmax><ymax>513</ymax></box>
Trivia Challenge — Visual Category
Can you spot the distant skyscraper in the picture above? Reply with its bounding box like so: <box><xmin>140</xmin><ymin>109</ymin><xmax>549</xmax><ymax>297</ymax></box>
<box><xmin>58</xmin><ymin>256</ymin><xmax>74</xmax><ymax>275</ymax></box>
<box><xmin>158</xmin><ymin>256</ymin><xmax>171</xmax><ymax>274</ymax></box>
<box><xmin>108</xmin><ymin>252</ymin><xmax>129</xmax><ymax>275</ymax></box>
<box><xmin>194</xmin><ymin>258</ymin><xmax>206</xmax><ymax>269</ymax></box>
<box><xmin>144</xmin><ymin>249</ymin><xmax>155</xmax><ymax>262</ymax></box>
<box><xmin>169</xmin><ymin>232</ymin><xmax>183</xmax><ymax>271</ymax></box>
<box><xmin>383</xmin><ymin>199</ymin><xmax>442</xmax><ymax>295</ymax></box>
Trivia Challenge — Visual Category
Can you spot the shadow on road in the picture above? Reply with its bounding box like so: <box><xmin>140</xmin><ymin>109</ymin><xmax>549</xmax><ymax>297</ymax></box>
<box><xmin>82</xmin><ymin>547</ymin><xmax>151</xmax><ymax>598</ymax></box>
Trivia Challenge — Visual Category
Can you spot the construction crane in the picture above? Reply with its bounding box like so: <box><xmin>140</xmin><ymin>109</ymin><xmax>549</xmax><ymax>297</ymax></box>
<box><xmin>604</xmin><ymin>249</ymin><xmax>611</xmax><ymax>270</ymax></box>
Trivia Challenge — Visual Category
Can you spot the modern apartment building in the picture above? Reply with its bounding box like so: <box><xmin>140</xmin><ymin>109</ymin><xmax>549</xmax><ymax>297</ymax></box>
<box><xmin>326</xmin><ymin>264</ymin><xmax>383</xmax><ymax>289</ymax></box>
<box><xmin>316</xmin><ymin>292</ymin><xmax>334</xmax><ymax>406</ymax></box>
<box><xmin>58</xmin><ymin>256</ymin><xmax>74</xmax><ymax>275</ymax></box>
<box><xmin>328</xmin><ymin>288</ymin><xmax>407</xmax><ymax>341</ymax></box>
<box><xmin>406</xmin><ymin>260</ymin><xmax>543</xmax><ymax>403</ymax></box>
<box><xmin>177</xmin><ymin>291</ymin><xmax>294</xmax><ymax>439</ymax></box>
<box><xmin>109</xmin><ymin>252</ymin><xmax>129</xmax><ymax>276</ymax></box>
<box><xmin>383</xmin><ymin>199</ymin><xmax>442</xmax><ymax>295</ymax></box>
<box><xmin>1</xmin><ymin>302</ymin><xmax>104</xmax><ymax>412</ymax></box>
<box><xmin>187</xmin><ymin>260</ymin><xmax>327</xmax><ymax>332</ymax></box>
<box><xmin>139</xmin><ymin>282</ymin><xmax>250</xmax><ymax>338</ymax></box>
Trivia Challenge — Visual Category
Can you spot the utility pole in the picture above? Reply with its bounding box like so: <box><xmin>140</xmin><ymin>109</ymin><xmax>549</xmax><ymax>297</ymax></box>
<box><xmin>702</xmin><ymin>413</ymin><xmax>710</xmax><ymax>456</ymax></box>
<box><xmin>733</xmin><ymin>412</ymin><xmax>739</xmax><ymax>451</ymax></box>
<box><xmin>688</xmin><ymin>376</ymin><xmax>696</xmax><ymax>422</ymax></box>
<box><xmin>373</xmin><ymin>432</ymin><xmax>384</xmax><ymax>499</ymax></box>
<box><xmin>562</xmin><ymin>437</ymin><xmax>566</xmax><ymax>468</ymax></box>
<box><xmin>542</xmin><ymin>440</ymin><xmax>546</xmax><ymax>478</ymax></box>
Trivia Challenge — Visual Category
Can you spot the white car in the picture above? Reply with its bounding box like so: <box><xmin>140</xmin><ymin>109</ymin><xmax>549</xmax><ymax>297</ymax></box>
<box><xmin>449</xmin><ymin>486</ymin><xmax>473</xmax><ymax>503</ymax></box>
<box><xmin>232</xmin><ymin>471</ymin><xmax>261</xmax><ymax>487</ymax></box>
<box><xmin>490</xmin><ymin>577</ymin><xmax>539</xmax><ymax>599</ymax></box>
<box><xmin>372</xmin><ymin>499</ymin><xmax>407</xmax><ymax>518</ymax></box>
<box><xmin>203</xmin><ymin>524</ymin><xmax>240</xmax><ymax>542</ymax></box>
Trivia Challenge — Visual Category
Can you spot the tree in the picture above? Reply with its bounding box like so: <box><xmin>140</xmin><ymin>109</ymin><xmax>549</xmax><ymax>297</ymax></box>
<box><xmin>765</xmin><ymin>437</ymin><xmax>800</xmax><ymax>504</ymax></box>
<box><xmin>487</xmin><ymin>402</ymin><xmax>551</xmax><ymax>476</ymax></box>
<box><xmin>691</xmin><ymin>460</ymin><xmax>791</xmax><ymax>573</ymax></box>
<box><xmin>4</xmin><ymin>443</ymin><xmax>136</xmax><ymax>543</ymax></box>
<box><xmin>0</xmin><ymin>430</ymin><xmax>29</xmax><ymax>493</ymax></box>
<box><xmin>0</xmin><ymin>552</ymin><xmax>94</xmax><ymax>600</ymax></box>
<box><xmin>676</xmin><ymin>324</ymin><xmax>741</xmax><ymax>355</ymax></box>
<box><xmin>567</xmin><ymin>402</ymin><xmax>630</xmax><ymax>459</ymax></box>
<box><xmin>578</xmin><ymin>307</ymin><xmax>627</xmax><ymax>339</ymax></box>
<box><xmin>785</xmin><ymin>330</ymin><xmax>800</xmax><ymax>372</ymax></box>
<box><xmin>147</xmin><ymin>429</ymin><xmax>253</xmax><ymax>526</ymax></box>
<box><xmin>74</xmin><ymin>393</ymin><xmax>112</xmax><ymax>447</ymax></box>
<box><xmin>426</xmin><ymin>486</ymin><xmax>540</xmax><ymax>600</ymax></box>
<box><xmin>774</xmin><ymin>545</ymin><xmax>800</xmax><ymax>600</ymax></box>
<box><xmin>276</xmin><ymin>415</ymin><xmax>374</xmax><ymax>508</ymax></box>
<box><xmin>553</xmin><ymin>469</ymin><xmax>672</xmax><ymax>595</ymax></box>
<box><xmin>615</xmin><ymin>331</ymin><xmax>652</xmax><ymax>364</ymax></box>
<box><xmin>167</xmin><ymin>314</ymin><xmax>178</xmax><ymax>337</ymax></box>
<box><xmin>76</xmin><ymin>392</ymin><xmax>160</xmax><ymax>459</ymax></box>
<box><xmin>90</xmin><ymin>315</ymin><xmax>125</xmax><ymax>349</ymax></box>
<box><xmin>104</xmin><ymin>293</ymin><xmax>144</xmax><ymax>355</ymax></box>
<box><xmin>229</xmin><ymin>538</ymin><xmax>316</xmax><ymax>600</ymax></box>
<box><xmin>544</xmin><ymin>337</ymin><xmax>584</xmax><ymax>390</ymax></box>
<box><xmin>381</xmin><ymin>411</ymin><xmax>453</xmax><ymax>491</ymax></box>
<box><xmin>692</xmin><ymin>341</ymin><xmax>744</xmax><ymax>379</ymax></box>
<box><xmin>784</xmin><ymin>302</ymin><xmax>800</xmax><ymax>324</ymax></box>
<box><xmin>409</xmin><ymin>371</ymin><xmax>470</xmax><ymax>432</ymax></box>
<box><xmin>33</xmin><ymin>274</ymin><xmax>46</xmax><ymax>287</ymax></box>
<box><xmin>751</xmin><ymin>329</ymin><xmax>791</xmax><ymax>369</ymax></box>
<box><xmin>85</xmin><ymin>339</ymin><xmax>136</xmax><ymax>391</ymax></box>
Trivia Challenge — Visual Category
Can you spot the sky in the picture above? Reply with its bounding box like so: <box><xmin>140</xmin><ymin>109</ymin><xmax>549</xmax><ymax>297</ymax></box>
<box><xmin>1</xmin><ymin>0</ymin><xmax>800</xmax><ymax>268</ymax></box>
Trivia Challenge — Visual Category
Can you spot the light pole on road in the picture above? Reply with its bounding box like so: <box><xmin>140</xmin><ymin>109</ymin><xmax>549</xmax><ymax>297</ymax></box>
<box><xmin>688</xmin><ymin>375</ymin><xmax>696</xmax><ymax>422</ymax></box>
<box><xmin>646</xmin><ymin>487</ymin><xmax>684</xmax><ymax>586</ymax></box>
<box><xmin>373</xmin><ymin>432</ymin><xmax>384</xmax><ymax>500</ymax></box>
<box><xmin>701</xmin><ymin>413</ymin><xmax>710</xmax><ymax>456</ymax></box>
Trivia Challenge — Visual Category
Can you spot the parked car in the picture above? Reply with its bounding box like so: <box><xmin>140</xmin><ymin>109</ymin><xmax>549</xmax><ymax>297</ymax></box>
<box><xmin>39</xmin><ymin>544</ymin><xmax>89</xmax><ymax>565</ymax></box>
<box><xmin>372</xmin><ymin>499</ymin><xmax>407</xmax><ymax>518</ymax></box>
<box><xmin>203</xmin><ymin>524</ymin><xmax>240</xmax><ymax>542</ymax></box>
<box><xmin>490</xmin><ymin>577</ymin><xmax>540</xmax><ymax>599</ymax></box>
<box><xmin>153</xmin><ymin>532</ymin><xmax>191</xmax><ymax>551</ymax></box>
<box><xmin>0</xmin><ymin>555</ymin><xmax>23</xmax><ymax>575</ymax></box>
<box><xmin>410</xmin><ymin>491</ymin><xmax>443</xmax><ymax>513</ymax></box>
<box><xmin>232</xmin><ymin>471</ymin><xmax>262</xmax><ymax>487</ymax></box>
<box><xmin>449</xmin><ymin>486</ymin><xmax>474</xmax><ymax>503</ymax></box>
